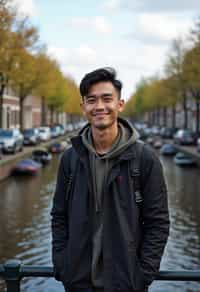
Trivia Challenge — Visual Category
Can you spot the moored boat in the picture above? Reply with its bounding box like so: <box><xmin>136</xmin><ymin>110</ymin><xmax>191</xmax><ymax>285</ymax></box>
<box><xmin>48</xmin><ymin>142</ymin><xmax>65</xmax><ymax>154</ymax></box>
<box><xmin>32</xmin><ymin>148</ymin><xmax>52</xmax><ymax>165</ymax></box>
<box><xmin>160</xmin><ymin>143</ymin><xmax>177</xmax><ymax>156</ymax></box>
<box><xmin>174</xmin><ymin>152</ymin><xmax>197</xmax><ymax>166</ymax></box>
<box><xmin>12</xmin><ymin>159</ymin><xmax>42</xmax><ymax>175</ymax></box>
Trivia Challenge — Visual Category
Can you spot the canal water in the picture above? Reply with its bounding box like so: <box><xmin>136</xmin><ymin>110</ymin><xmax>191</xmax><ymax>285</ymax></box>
<box><xmin>0</xmin><ymin>151</ymin><xmax>200</xmax><ymax>292</ymax></box>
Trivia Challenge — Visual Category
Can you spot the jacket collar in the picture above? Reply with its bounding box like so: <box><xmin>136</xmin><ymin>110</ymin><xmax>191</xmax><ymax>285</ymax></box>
<box><xmin>71</xmin><ymin>135</ymin><xmax>137</xmax><ymax>162</ymax></box>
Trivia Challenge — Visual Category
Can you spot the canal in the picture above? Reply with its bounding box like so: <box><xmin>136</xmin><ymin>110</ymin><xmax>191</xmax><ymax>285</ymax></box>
<box><xmin>0</xmin><ymin>152</ymin><xmax>200</xmax><ymax>291</ymax></box>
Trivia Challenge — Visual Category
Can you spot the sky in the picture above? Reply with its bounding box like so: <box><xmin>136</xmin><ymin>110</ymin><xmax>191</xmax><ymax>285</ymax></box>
<box><xmin>14</xmin><ymin>0</ymin><xmax>199</xmax><ymax>100</ymax></box>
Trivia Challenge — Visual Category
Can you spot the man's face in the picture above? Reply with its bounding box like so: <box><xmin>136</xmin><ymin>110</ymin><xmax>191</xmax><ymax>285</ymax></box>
<box><xmin>81</xmin><ymin>81</ymin><xmax>124</xmax><ymax>130</ymax></box>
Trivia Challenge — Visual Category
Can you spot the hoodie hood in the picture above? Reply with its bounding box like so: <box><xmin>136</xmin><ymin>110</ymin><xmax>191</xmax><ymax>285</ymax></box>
<box><xmin>80</xmin><ymin>117</ymin><xmax>139</xmax><ymax>159</ymax></box>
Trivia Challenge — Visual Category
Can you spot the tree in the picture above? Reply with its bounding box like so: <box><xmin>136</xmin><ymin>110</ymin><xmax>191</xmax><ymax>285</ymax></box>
<box><xmin>165</xmin><ymin>38</ymin><xmax>188</xmax><ymax>128</ymax></box>
<box><xmin>0</xmin><ymin>0</ymin><xmax>39</xmax><ymax>127</ymax></box>
<box><xmin>64</xmin><ymin>77</ymin><xmax>82</xmax><ymax>117</ymax></box>
<box><xmin>10</xmin><ymin>49</ymin><xmax>38</xmax><ymax>129</ymax></box>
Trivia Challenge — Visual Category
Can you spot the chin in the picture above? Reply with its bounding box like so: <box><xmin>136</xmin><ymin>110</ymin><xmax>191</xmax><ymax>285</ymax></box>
<box><xmin>94</xmin><ymin>122</ymin><xmax>112</xmax><ymax>130</ymax></box>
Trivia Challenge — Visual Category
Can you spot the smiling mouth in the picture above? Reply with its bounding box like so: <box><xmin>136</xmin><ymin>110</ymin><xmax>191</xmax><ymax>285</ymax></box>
<box><xmin>93</xmin><ymin>112</ymin><xmax>109</xmax><ymax>116</ymax></box>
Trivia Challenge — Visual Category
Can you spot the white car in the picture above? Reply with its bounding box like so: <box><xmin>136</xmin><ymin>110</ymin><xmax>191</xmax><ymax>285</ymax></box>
<box><xmin>0</xmin><ymin>128</ymin><xmax>24</xmax><ymax>153</ymax></box>
<box><xmin>38</xmin><ymin>127</ymin><xmax>51</xmax><ymax>142</ymax></box>
<box><xmin>197</xmin><ymin>137</ymin><xmax>200</xmax><ymax>152</ymax></box>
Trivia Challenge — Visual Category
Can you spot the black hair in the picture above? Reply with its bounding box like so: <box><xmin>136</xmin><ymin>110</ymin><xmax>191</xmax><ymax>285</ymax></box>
<box><xmin>79</xmin><ymin>67</ymin><xmax>122</xmax><ymax>98</ymax></box>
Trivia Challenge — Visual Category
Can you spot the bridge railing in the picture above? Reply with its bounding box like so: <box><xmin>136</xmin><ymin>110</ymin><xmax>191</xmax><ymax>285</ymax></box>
<box><xmin>0</xmin><ymin>260</ymin><xmax>200</xmax><ymax>291</ymax></box>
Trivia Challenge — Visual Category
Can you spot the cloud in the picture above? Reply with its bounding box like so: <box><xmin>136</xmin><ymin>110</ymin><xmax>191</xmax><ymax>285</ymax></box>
<box><xmin>104</xmin><ymin>0</ymin><xmax>200</xmax><ymax>12</ymax></box>
<box><xmin>47</xmin><ymin>41</ymin><xmax>168</xmax><ymax>99</ymax></box>
<box><xmin>70</xmin><ymin>16</ymin><xmax>112</xmax><ymax>34</ymax></box>
<box><xmin>103</xmin><ymin>0</ymin><xmax>121</xmax><ymax>11</ymax></box>
<box><xmin>125</xmin><ymin>13</ymin><xmax>194</xmax><ymax>45</ymax></box>
<box><xmin>13</xmin><ymin>0</ymin><xmax>37</xmax><ymax>17</ymax></box>
<box><xmin>48</xmin><ymin>45</ymin><xmax>97</xmax><ymax>67</ymax></box>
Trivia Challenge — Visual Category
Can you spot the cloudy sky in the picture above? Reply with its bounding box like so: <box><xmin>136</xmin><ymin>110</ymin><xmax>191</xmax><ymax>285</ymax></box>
<box><xmin>15</xmin><ymin>0</ymin><xmax>199</xmax><ymax>100</ymax></box>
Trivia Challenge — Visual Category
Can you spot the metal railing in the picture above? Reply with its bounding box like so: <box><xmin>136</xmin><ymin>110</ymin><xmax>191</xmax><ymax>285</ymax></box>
<box><xmin>0</xmin><ymin>260</ymin><xmax>200</xmax><ymax>291</ymax></box>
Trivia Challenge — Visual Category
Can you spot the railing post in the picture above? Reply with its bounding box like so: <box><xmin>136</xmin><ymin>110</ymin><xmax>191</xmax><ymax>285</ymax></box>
<box><xmin>4</xmin><ymin>259</ymin><xmax>21</xmax><ymax>292</ymax></box>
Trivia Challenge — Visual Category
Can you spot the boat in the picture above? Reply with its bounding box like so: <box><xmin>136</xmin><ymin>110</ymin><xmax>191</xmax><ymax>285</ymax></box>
<box><xmin>153</xmin><ymin>139</ymin><xmax>163</xmax><ymax>149</ymax></box>
<box><xmin>32</xmin><ymin>148</ymin><xmax>52</xmax><ymax>165</ymax></box>
<box><xmin>146</xmin><ymin>136</ymin><xmax>154</xmax><ymax>145</ymax></box>
<box><xmin>160</xmin><ymin>144</ymin><xmax>177</xmax><ymax>156</ymax></box>
<box><xmin>173</xmin><ymin>152</ymin><xmax>197</xmax><ymax>166</ymax></box>
<box><xmin>49</xmin><ymin>142</ymin><xmax>65</xmax><ymax>153</ymax></box>
<box><xmin>12</xmin><ymin>159</ymin><xmax>42</xmax><ymax>175</ymax></box>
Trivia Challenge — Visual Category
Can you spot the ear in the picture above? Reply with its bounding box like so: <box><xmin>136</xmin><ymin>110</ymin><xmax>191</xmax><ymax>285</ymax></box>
<box><xmin>118</xmin><ymin>99</ymin><xmax>125</xmax><ymax>113</ymax></box>
<box><xmin>80</xmin><ymin>102</ymin><xmax>86</xmax><ymax>116</ymax></box>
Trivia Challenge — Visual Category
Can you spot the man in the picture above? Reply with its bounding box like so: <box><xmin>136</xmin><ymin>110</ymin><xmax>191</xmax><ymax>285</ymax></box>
<box><xmin>51</xmin><ymin>67</ymin><xmax>170</xmax><ymax>292</ymax></box>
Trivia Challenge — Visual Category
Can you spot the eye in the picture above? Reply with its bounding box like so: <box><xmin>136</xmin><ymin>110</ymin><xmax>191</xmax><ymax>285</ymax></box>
<box><xmin>104</xmin><ymin>97</ymin><xmax>112</xmax><ymax>102</ymax></box>
<box><xmin>86</xmin><ymin>97</ymin><xmax>96</xmax><ymax>104</ymax></box>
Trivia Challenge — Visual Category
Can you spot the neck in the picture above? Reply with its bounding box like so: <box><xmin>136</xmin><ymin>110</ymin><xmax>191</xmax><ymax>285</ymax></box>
<box><xmin>91</xmin><ymin>122</ymin><xmax>118</xmax><ymax>154</ymax></box>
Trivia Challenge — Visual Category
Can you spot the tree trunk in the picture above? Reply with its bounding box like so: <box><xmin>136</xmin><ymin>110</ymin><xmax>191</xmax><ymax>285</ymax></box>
<box><xmin>0</xmin><ymin>71</ymin><xmax>6</xmax><ymax>128</ymax></box>
<box><xmin>19</xmin><ymin>97</ymin><xmax>25</xmax><ymax>131</ymax></box>
<box><xmin>148</xmin><ymin>112</ymin><xmax>152</xmax><ymax>126</ymax></box>
<box><xmin>0</xmin><ymin>84</ymin><xmax>5</xmax><ymax>128</ymax></box>
<box><xmin>183</xmin><ymin>93</ymin><xmax>188</xmax><ymax>129</ymax></box>
<box><xmin>50</xmin><ymin>105</ymin><xmax>54</xmax><ymax>125</ymax></box>
<box><xmin>156</xmin><ymin>108</ymin><xmax>160</xmax><ymax>126</ymax></box>
<box><xmin>56</xmin><ymin>111</ymin><xmax>59</xmax><ymax>123</ymax></box>
<box><xmin>152</xmin><ymin>111</ymin><xmax>156</xmax><ymax>125</ymax></box>
<box><xmin>41</xmin><ymin>96</ymin><xmax>46</xmax><ymax>126</ymax></box>
<box><xmin>196</xmin><ymin>99</ymin><xmax>200</xmax><ymax>133</ymax></box>
<box><xmin>172</xmin><ymin>105</ymin><xmax>176</xmax><ymax>129</ymax></box>
<box><xmin>163</xmin><ymin>107</ymin><xmax>167</xmax><ymax>127</ymax></box>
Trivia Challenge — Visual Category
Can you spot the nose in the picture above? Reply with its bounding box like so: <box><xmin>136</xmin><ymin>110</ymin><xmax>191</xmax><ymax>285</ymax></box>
<box><xmin>95</xmin><ymin>97</ymin><xmax>105</xmax><ymax>110</ymax></box>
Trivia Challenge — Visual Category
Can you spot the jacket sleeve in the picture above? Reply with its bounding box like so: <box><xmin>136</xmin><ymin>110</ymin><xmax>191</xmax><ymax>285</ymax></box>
<box><xmin>51</xmin><ymin>149</ymin><xmax>71</xmax><ymax>280</ymax></box>
<box><xmin>139</xmin><ymin>144</ymin><xmax>170</xmax><ymax>285</ymax></box>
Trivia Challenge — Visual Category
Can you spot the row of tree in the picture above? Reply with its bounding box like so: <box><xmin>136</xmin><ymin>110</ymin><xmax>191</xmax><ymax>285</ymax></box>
<box><xmin>124</xmin><ymin>18</ymin><xmax>200</xmax><ymax>133</ymax></box>
<box><xmin>0</xmin><ymin>0</ymin><xmax>81</xmax><ymax>129</ymax></box>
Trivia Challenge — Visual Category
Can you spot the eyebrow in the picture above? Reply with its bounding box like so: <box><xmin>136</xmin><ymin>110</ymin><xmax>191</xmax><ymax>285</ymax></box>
<box><xmin>85</xmin><ymin>92</ymin><xmax>113</xmax><ymax>99</ymax></box>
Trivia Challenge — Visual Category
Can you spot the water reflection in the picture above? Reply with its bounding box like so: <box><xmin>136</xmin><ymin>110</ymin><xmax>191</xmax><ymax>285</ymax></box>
<box><xmin>0</xmin><ymin>154</ymin><xmax>200</xmax><ymax>291</ymax></box>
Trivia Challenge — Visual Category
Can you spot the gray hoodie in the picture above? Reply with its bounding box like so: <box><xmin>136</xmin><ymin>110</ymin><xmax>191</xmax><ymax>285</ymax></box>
<box><xmin>81</xmin><ymin>118</ymin><xmax>139</xmax><ymax>289</ymax></box>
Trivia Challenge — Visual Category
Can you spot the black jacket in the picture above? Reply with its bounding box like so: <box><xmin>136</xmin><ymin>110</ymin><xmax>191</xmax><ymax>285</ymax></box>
<box><xmin>51</xmin><ymin>136</ymin><xmax>170</xmax><ymax>292</ymax></box>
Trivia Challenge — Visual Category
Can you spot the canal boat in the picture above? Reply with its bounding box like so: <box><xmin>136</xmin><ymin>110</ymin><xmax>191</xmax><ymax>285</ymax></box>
<box><xmin>160</xmin><ymin>143</ymin><xmax>177</xmax><ymax>156</ymax></box>
<box><xmin>32</xmin><ymin>148</ymin><xmax>52</xmax><ymax>165</ymax></box>
<box><xmin>153</xmin><ymin>139</ymin><xmax>163</xmax><ymax>149</ymax></box>
<box><xmin>173</xmin><ymin>152</ymin><xmax>197</xmax><ymax>167</ymax></box>
<box><xmin>48</xmin><ymin>142</ymin><xmax>65</xmax><ymax>153</ymax></box>
<box><xmin>12</xmin><ymin>159</ymin><xmax>42</xmax><ymax>175</ymax></box>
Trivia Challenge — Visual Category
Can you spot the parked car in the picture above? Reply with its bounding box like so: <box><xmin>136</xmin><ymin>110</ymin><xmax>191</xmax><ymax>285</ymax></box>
<box><xmin>151</xmin><ymin>126</ymin><xmax>161</xmax><ymax>136</ymax></box>
<box><xmin>0</xmin><ymin>143</ymin><xmax>3</xmax><ymax>159</ymax></box>
<box><xmin>56</xmin><ymin>124</ymin><xmax>66</xmax><ymax>135</ymax></box>
<box><xmin>197</xmin><ymin>137</ymin><xmax>200</xmax><ymax>152</ymax></box>
<box><xmin>66</xmin><ymin>123</ymin><xmax>73</xmax><ymax>132</ymax></box>
<box><xmin>50</xmin><ymin>125</ymin><xmax>61</xmax><ymax>138</ymax></box>
<box><xmin>173</xmin><ymin>129</ymin><xmax>195</xmax><ymax>145</ymax></box>
<box><xmin>23</xmin><ymin>128</ymin><xmax>40</xmax><ymax>145</ymax></box>
<box><xmin>38</xmin><ymin>127</ymin><xmax>51</xmax><ymax>142</ymax></box>
<box><xmin>160</xmin><ymin>127</ymin><xmax>177</xmax><ymax>139</ymax></box>
<box><xmin>0</xmin><ymin>129</ymin><xmax>23</xmax><ymax>153</ymax></box>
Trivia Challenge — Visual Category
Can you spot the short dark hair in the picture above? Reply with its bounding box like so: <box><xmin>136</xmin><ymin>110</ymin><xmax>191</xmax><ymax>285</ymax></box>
<box><xmin>79</xmin><ymin>67</ymin><xmax>122</xmax><ymax>98</ymax></box>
